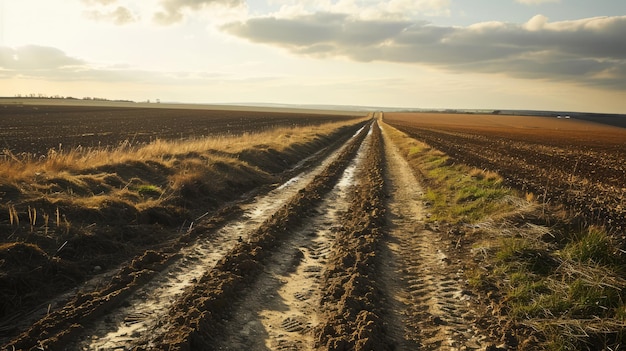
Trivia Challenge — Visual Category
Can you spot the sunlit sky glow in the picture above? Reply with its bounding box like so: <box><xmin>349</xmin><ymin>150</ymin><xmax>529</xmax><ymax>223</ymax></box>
<box><xmin>1</xmin><ymin>0</ymin><xmax>625</xmax><ymax>113</ymax></box>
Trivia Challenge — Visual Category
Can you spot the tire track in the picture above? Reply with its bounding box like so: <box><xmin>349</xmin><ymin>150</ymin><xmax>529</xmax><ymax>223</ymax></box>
<box><xmin>143</xmin><ymin>120</ymin><xmax>373</xmax><ymax>349</ymax></box>
<box><xmin>381</xmin><ymin>123</ymin><xmax>492</xmax><ymax>350</ymax></box>
<box><xmin>315</xmin><ymin>119</ymin><xmax>389</xmax><ymax>350</ymax></box>
<box><xmin>5</xmin><ymin>118</ymin><xmax>506</xmax><ymax>350</ymax></box>
<box><xmin>70</xmin><ymin>125</ymin><xmax>368</xmax><ymax>351</ymax></box>
<box><xmin>208</xmin><ymin>121</ymin><xmax>374</xmax><ymax>351</ymax></box>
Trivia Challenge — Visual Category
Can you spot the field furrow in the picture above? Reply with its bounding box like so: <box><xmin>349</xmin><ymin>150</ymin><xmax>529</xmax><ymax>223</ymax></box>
<box><xmin>384</xmin><ymin>113</ymin><xmax>626</xmax><ymax>233</ymax></box>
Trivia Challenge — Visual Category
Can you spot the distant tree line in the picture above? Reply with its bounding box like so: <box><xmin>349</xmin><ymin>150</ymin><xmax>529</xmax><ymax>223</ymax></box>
<box><xmin>12</xmin><ymin>94</ymin><xmax>135</xmax><ymax>103</ymax></box>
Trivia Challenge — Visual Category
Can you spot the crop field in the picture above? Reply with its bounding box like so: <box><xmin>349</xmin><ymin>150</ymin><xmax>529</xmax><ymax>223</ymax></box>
<box><xmin>0</xmin><ymin>102</ymin><xmax>361</xmax><ymax>156</ymax></box>
<box><xmin>384</xmin><ymin>112</ymin><xmax>626</xmax><ymax>350</ymax></box>
<box><xmin>1</xmin><ymin>104</ymin><xmax>625</xmax><ymax>350</ymax></box>
<box><xmin>384</xmin><ymin>112</ymin><xmax>626</xmax><ymax>233</ymax></box>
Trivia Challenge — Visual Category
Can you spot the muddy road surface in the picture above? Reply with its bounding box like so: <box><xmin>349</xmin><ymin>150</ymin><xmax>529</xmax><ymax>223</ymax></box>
<box><xmin>4</xmin><ymin>118</ymin><xmax>501</xmax><ymax>350</ymax></box>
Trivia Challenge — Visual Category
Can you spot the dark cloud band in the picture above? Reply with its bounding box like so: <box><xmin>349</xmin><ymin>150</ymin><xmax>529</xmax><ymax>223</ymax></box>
<box><xmin>222</xmin><ymin>13</ymin><xmax>626</xmax><ymax>90</ymax></box>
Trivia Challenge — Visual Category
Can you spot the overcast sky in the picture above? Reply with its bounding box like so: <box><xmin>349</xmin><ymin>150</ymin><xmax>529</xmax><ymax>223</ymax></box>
<box><xmin>1</xmin><ymin>0</ymin><xmax>625</xmax><ymax>113</ymax></box>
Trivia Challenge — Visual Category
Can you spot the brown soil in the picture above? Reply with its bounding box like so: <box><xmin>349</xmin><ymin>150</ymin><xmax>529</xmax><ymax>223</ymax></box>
<box><xmin>384</xmin><ymin>112</ymin><xmax>626</xmax><ymax>233</ymax></box>
<box><xmin>0</xmin><ymin>104</ymin><xmax>360</xmax><ymax>156</ymax></box>
<box><xmin>0</xmin><ymin>113</ymin><xmax>366</xmax><ymax>343</ymax></box>
<box><xmin>3</xmin><ymin>111</ymin><xmax>613</xmax><ymax>350</ymax></box>
<box><xmin>380</xmin><ymin>125</ymin><xmax>495</xmax><ymax>350</ymax></box>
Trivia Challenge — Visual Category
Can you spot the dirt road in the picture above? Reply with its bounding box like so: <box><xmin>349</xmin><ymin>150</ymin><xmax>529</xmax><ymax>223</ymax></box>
<box><xmin>3</xmin><ymin>118</ymin><xmax>502</xmax><ymax>350</ymax></box>
<box><xmin>380</xmin><ymin>126</ymin><xmax>493</xmax><ymax>350</ymax></box>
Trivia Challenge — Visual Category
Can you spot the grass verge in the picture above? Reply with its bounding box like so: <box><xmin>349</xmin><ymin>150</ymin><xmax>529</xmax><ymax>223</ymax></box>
<box><xmin>381</xmin><ymin>121</ymin><xmax>626</xmax><ymax>350</ymax></box>
<box><xmin>382</xmin><ymin>122</ymin><xmax>513</xmax><ymax>225</ymax></box>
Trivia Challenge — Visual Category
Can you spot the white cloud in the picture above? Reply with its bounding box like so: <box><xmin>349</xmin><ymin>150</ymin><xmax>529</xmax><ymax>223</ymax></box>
<box><xmin>267</xmin><ymin>0</ymin><xmax>450</xmax><ymax>20</ymax></box>
<box><xmin>85</xmin><ymin>6</ymin><xmax>138</xmax><ymax>25</ymax></box>
<box><xmin>154</xmin><ymin>0</ymin><xmax>244</xmax><ymax>25</ymax></box>
<box><xmin>0</xmin><ymin>45</ymin><xmax>242</xmax><ymax>86</ymax></box>
<box><xmin>80</xmin><ymin>0</ymin><xmax>141</xmax><ymax>25</ymax></box>
<box><xmin>523</xmin><ymin>14</ymin><xmax>549</xmax><ymax>31</ymax></box>
<box><xmin>0</xmin><ymin>46</ymin><xmax>86</xmax><ymax>70</ymax></box>
<box><xmin>79</xmin><ymin>0</ymin><xmax>245</xmax><ymax>25</ymax></box>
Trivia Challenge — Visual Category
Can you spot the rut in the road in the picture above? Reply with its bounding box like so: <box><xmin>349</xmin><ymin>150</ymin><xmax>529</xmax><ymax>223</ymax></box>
<box><xmin>148</xmin><ymin>121</ymin><xmax>373</xmax><ymax>350</ymax></box>
<box><xmin>5</xmin><ymin>118</ymin><xmax>502</xmax><ymax>351</ymax></box>
<box><xmin>380</xmin><ymin>123</ymin><xmax>493</xmax><ymax>350</ymax></box>
<box><xmin>314</xmin><ymin>119</ymin><xmax>389</xmax><ymax>350</ymax></box>
<box><xmin>69</xmin><ymin>125</ymin><xmax>368</xmax><ymax>350</ymax></box>
<box><xmin>206</xmin><ymin>120</ymin><xmax>390</xmax><ymax>351</ymax></box>
<box><xmin>208</xmin><ymin>122</ymin><xmax>373</xmax><ymax>350</ymax></box>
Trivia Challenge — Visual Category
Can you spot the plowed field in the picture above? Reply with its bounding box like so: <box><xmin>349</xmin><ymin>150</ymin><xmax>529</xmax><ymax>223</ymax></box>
<box><xmin>0</xmin><ymin>103</ymin><xmax>359</xmax><ymax>156</ymax></box>
<box><xmin>384</xmin><ymin>112</ymin><xmax>626</xmax><ymax>234</ymax></box>
<box><xmin>5</xmin><ymin>107</ymin><xmax>623</xmax><ymax>350</ymax></box>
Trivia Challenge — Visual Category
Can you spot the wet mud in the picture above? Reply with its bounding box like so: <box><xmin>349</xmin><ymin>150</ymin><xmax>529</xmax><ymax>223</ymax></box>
<box><xmin>3</xmin><ymin>118</ymin><xmax>524</xmax><ymax>350</ymax></box>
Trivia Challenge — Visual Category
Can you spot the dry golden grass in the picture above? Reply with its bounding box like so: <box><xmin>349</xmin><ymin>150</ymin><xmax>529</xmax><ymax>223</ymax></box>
<box><xmin>1</xmin><ymin>121</ymin><xmax>359</xmax><ymax>181</ymax></box>
<box><xmin>0</xmin><ymin>117</ymin><xmax>367</xmax><ymax>237</ymax></box>
<box><xmin>381</xmin><ymin>121</ymin><xmax>513</xmax><ymax>223</ymax></box>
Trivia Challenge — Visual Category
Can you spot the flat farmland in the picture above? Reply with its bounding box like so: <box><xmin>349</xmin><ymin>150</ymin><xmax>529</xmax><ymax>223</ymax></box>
<box><xmin>3</xmin><ymin>107</ymin><xmax>625</xmax><ymax>350</ymax></box>
<box><xmin>0</xmin><ymin>103</ymin><xmax>362</xmax><ymax>156</ymax></box>
<box><xmin>2</xmin><ymin>112</ymin><xmax>511</xmax><ymax>351</ymax></box>
<box><xmin>384</xmin><ymin>112</ymin><xmax>626</xmax><ymax>232</ymax></box>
